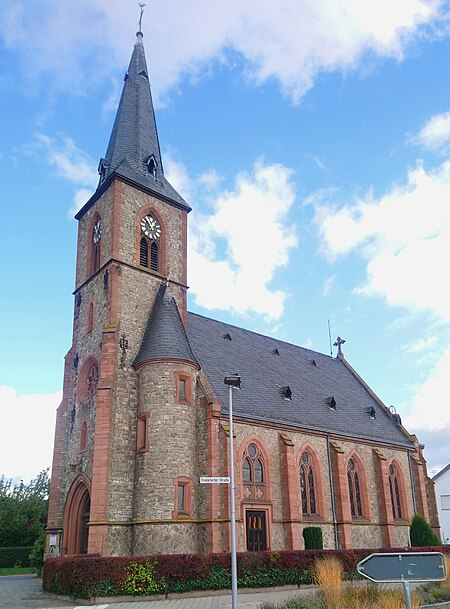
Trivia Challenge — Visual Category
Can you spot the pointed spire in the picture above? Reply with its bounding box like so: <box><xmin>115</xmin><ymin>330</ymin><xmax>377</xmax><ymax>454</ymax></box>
<box><xmin>133</xmin><ymin>284</ymin><xmax>199</xmax><ymax>368</ymax></box>
<box><xmin>97</xmin><ymin>31</ymin><xmax>190</xmax><ymax>210</ymax></box>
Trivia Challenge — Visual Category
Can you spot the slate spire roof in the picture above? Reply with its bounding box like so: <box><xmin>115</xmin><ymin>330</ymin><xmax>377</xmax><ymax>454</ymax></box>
<box><xmin>97</xmin><ymin>32</ymin><xmax>190</xmax><ymax>210</ymax></box>
<box><xmin>133</xmin><ymin>284</ymin><xmax>198</xmax><ymax>368</ymax></box>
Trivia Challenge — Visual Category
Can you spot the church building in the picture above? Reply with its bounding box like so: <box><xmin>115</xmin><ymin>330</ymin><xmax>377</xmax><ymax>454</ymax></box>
<box><xmin>46</xmin><ymin>29</ymin><xmax>439</xmax><ymax>558</ymax></box>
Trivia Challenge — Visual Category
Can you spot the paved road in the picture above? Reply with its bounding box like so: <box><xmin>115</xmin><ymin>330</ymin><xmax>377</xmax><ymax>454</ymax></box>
<box><xmin>0</xmin><ymin>575</ymin><xmax>313</xmax><ymax>609</ymax></box>
<box><xmin>0</xmin><ymin>575</ymin><xmax>78</xmax><ymax>608</ymax></box>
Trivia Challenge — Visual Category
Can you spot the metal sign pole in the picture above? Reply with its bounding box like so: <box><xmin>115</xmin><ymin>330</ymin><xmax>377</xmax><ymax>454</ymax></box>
<box><xmin>228</xmin><ymin>383</ymin><xmax>238</xmax><ymax>609</ymax></box>
<box><xmin>403</xmin><ymin>581</ymin><xmax>412</xmax><ymax>609</ymax></box>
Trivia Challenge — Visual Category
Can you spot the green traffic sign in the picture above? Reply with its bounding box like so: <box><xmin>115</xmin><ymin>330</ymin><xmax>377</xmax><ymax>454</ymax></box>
<box><xmin>357</xmin><ymin>552</ymin><xmax>447</xmax><ymax>583</ymax></box>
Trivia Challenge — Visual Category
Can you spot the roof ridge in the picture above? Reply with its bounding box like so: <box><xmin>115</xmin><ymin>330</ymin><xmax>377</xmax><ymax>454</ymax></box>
<box><xmin>187</xmin><ymin>310</ymin><xmax>335</xmax><ymax>360</ymax></box>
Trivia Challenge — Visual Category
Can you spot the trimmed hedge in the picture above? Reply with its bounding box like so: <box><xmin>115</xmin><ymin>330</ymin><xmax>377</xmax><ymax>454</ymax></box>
<box><xmin>0</xmin><ymin>546</ymin><xmax>33</xmax><ymax>568</ymax></box>
<box><xmin>42</xmin><ymin>546</ymin><xmax>449</xmax><ymax>600</ymax></box>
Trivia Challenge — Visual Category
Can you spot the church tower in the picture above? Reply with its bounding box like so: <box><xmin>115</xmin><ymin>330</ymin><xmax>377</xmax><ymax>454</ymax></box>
<box><xmin>46</xmin><ymin>29</ymin><xmax>201</xmax><ymax>557</ymax></box>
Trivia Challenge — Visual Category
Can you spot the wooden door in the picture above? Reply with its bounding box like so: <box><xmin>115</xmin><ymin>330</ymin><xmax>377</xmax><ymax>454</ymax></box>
<box><xmin>246</xmin><ymin>510</ymin><xmax>267</xmax><ymax>551</ymax></box>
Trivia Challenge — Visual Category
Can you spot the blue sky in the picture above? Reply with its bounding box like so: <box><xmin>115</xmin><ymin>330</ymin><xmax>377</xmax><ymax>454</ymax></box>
<box><xmin>1</xmin><ymin>0</ymin><xmax>450</xmax><ymax>482</ymax></box>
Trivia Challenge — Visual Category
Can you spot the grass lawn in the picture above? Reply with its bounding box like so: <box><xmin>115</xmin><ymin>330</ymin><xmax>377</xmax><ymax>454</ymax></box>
<box><xmin>0</xmin><ymin>567</ymin><xmax>36</xmax><ymax>576</ymax></box>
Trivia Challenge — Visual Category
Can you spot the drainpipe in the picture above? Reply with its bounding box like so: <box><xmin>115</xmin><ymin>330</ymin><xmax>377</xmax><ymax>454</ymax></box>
<box><xmin>326</xmin><ymin>435</ymin><xmax>339</xmax><ymax>549</ymax></box>
<box><xmin>408</xmin><ymin>452</ymin><xmax>417</xmax><ymax>514</ymax></box>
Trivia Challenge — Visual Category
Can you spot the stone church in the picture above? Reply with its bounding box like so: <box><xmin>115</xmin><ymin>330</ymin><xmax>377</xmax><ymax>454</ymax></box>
<box><xmin>46</xmin><ymin>30</ymin><xmax>439</xmax><ymax>558</ymax></box>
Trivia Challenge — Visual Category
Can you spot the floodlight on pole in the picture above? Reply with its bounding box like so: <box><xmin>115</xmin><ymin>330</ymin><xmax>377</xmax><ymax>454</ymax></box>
<box><xmin>224</xmin><ymin>374</ymin><xmax>241</xmax><ymax>609</ymax></box>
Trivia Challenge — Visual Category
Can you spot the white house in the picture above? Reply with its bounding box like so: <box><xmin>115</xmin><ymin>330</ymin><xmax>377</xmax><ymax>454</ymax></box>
<box><xmin>433</xmin><ymin>464</ymin><xmax>450</xmax><ymax>544</ymax></box>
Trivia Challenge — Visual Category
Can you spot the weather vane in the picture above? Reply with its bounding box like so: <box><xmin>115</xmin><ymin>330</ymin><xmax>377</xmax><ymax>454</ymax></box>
<box><xmin>138</xmin><ymin>3</ymin><xmax>146</xmax><ymax>33</ymax></box>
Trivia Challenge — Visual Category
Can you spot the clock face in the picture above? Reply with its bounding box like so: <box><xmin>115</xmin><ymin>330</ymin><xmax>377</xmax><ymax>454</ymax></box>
<box><xmin>141</xmin><ymin>215</ymin><xmax>161</xmax><ymax>240</ymax></box>
<box><xmin>93</xmin><ymin>219</ymin><xmax>102</xmax><ymax>243</ymax></box>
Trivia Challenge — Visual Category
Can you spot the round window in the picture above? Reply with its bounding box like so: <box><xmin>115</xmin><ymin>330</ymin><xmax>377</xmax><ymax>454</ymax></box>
<box><xmin>77</xmin><ymin>356</ymin><xmax>99</xmax><ymax>404</ymax></box>
<box><xmin>348</xmin><ymin>459</ymin><xmax>355</xmax><ymax>471</ymax></box>
<box><xmin>301</xmin><ymin>452</ymin><xmax>310</xmax><ymax>465</ymax></box>
<box><xmin>247</xmin><ymin>443</ymin><xmax>257</xmax><ymax>458</ymax></box>
<box><xmin>389</xmin><ymin>464</ymin><xmax>395</xmax><ymax>476</ymax></box>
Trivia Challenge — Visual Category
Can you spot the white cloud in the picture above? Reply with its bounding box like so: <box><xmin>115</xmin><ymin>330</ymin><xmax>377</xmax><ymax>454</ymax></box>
<box><xmin>403</xmin><ymin>336</ymin><xmax>437</xmax><ymax>352</ymax></box>
<box><xmin>416</xmin><ymin>424</ymin><xmax>450</xmax><ymax>473</ymax></box>
<box><xmin>323</xmin><ymin>274</ymin><xmax>336</xmax><ymax>296</ymax></box>
<box><xmin>404</xmin><ymin>345</ymin><xmax>450</xmax><ymax>429</ymax></box>
<box><xmin>32</xmin><ymin>134</ymin><xmax>98</xmax><ymax>186</ymax></box>
<box><xmin>25</xmin><ymin>134</ymin><xmax>97</xmax><ymax>216</ymax></box>
<box><xmin>0</xmin><ymin>386</ymin><xmax>61</xmax><ymax>483</ymax></box>
<box><xmin>166</xmin><ymin>158</ymin><xmax>298</xmax><ymax>319</ymax></box>
<box><xmin>69</xmin><ymin>188</ymin><xmax>96</xmax><ymax>218</ymax></box>
<box><xmin>412</xmin><ymin>111</ymin><xmax>450</xmax><ymax>150</ymax></box>
<box><xmin>0</xmin><ymin>0</ymin><xmax>446</xmax><ymax>103</ymax></box>
<box><xmin>315</xmin><ymin>159</ymin><xmax>450</xmax><ymax>321</ymax></box>
<box><xmin>164</xmin><ymin>153</ymin><xmax>194</xmax><ymax>201</ymax></box>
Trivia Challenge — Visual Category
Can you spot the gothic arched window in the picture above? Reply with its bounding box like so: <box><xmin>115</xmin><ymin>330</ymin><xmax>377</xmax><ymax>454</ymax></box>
<box><xmin>388</xmin><ymin>462</ymin><xmax>403</xmax><ymax>519</ymax></box>
<box><xmin>242</xmin><ymin>442</ymin><xmax>266</xmax><ymax>500</ymax></box>
<box><xmin>299</xmin><ymin>451</ymin><xmax>317</xmax><ymax>516</ymax></box>
<box><xmin>347</xmin><ymin>458</ymin><xmax>363</xmax><ymax>518</ymax></box>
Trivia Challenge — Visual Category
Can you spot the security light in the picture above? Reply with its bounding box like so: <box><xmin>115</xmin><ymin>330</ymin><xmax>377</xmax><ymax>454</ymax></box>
<box><xmin>224</xmin><ymin>374</ymin><xmax>241</xmax><ymax>388</ymax></box>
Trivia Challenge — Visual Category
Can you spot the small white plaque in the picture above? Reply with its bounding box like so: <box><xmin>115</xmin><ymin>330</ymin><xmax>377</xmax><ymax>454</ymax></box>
<box><xmin>200</xmin><ymin>476</ymin><xmax>230</xmax><ymax>484</ymax></box>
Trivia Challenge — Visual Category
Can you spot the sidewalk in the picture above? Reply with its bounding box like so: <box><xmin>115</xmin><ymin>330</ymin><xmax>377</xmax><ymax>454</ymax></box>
<box><xmin>0</xmin><ymin>575</ymin><xmax>315</xmax><ymax>609</ymax></box>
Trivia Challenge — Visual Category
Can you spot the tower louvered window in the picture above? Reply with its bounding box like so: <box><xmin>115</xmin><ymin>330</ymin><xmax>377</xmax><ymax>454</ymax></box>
<box><xmin>140</xmin><ymin>237</ymin><xmax>148</xmax><ymax>267</ymax></box>
<box><xmin>150</xmin><ymin>241</ymin><xmax>158</xmax><ymax>271</ymax></box>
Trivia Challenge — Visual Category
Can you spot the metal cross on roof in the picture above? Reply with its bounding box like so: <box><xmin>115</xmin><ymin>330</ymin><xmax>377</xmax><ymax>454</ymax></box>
<box><xmin>333</xmin><ymin>336</ymin><xmax>346</xmax><ymax>356</ymax></box>
<box><xmin>138</xmin><ymin>3</ymin><xmax>146</xmax><ymax>33</ymax></box>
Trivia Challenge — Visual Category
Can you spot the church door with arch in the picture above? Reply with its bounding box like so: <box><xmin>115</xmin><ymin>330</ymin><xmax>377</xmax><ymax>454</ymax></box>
<box><xmin>64</xmin><ymin>478</ymin><xmax>91</xmax><ymax>555</ymax></box>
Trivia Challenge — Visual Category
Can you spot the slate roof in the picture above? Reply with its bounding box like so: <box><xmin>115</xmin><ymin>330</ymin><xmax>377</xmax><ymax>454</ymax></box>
<box><xmin>98</xmin><ymin>32</ymin><xmax>190</xmax><ymax>211</ymax></box>
<box><xmin>133</xmin><ymin>284</ymin><xmax>198</xmax><ymax>367</ymax></box>
<box><xmin>186</xmin><ymin>312</ymin><xmax>413</xmax><ymax>448</ymax></box>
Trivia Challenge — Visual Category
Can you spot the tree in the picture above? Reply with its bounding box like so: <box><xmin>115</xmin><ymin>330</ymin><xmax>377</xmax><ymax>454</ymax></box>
<box><xmin>0</xmin><ymin>469</ymin><xmax>50</xmax><ymax>547</ymax></box>
<box><xmin>410</xmin><ymin>513</ymin><xmax>441</xmax><ymax>547</ymax></box>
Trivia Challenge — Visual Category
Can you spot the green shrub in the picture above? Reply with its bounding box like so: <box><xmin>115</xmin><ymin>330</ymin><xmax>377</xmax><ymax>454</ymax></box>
<box><xmin>0</xmin><ymin>546</ymin><xmax>33</xmax><ymax>568</ymax></box>
<box><xmin>303</xmin><ymin>527</ymin><xmax>323</xmax><ymax>550</ymax></box>
<box><xmin>29</xmin><ymin>531</ymin><xmax>45</xmax><ymax>574</ymax></box>
<box><xmin>122</xmin><ymin>560</ymin><xmax>166</xmax><ymax>595</ymax></box>
<box><xmin>410</xmin><ymin>514</ymin><xmax>441</xmax><ymax>547</ymax></box>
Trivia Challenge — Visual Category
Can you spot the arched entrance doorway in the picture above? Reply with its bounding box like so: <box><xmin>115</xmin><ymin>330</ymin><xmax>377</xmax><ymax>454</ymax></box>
<box><xmin>63</xmin><ymin>476</ymin><xmax>91</xmax><ymax>555</ymax></box>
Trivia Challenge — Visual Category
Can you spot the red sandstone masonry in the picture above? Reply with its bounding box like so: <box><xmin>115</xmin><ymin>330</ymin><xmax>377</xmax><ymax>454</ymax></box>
<box><xmin>373</xmin><ymin>449</ymin><xmax>396</xmax><ymax>547</ymax></box>
<box><xmin>278</xmin><ymin>434</ymin><xmax>297</xmax><ymax>550</ymax></box>
<box><xmin>412</xmin><ymin>456</ymin><xmax>430</xmax><ymax>521</ymax></box>
<box><xmin>88</xmin><ymin>325</ymin><xmax>117</xmax><ymax>554</ymax></box>
<box><xmin>330</xmin><ymin>443</ymin><xmax>352</xmax><ymax>549</ymax></box>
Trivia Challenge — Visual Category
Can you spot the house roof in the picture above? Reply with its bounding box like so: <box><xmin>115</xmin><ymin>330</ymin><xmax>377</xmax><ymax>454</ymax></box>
<box><xmin>97</xmin><ymin>32</ymin><xmax>190</xmax><ymax>211</ymax></box>
<box><xmin>186</xmin><ymin>312</ymin><xmax>413</xmax><ymax>448</ymax></box>
<box><xmin>133</xmin><ymin>284</ymin><xmax>198</xmax><ymax>367</ymax></box>
<box><xmin>432</xmin><ymin>463</ymin><xmax>450</xmax><ymax>481</ymax></box>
